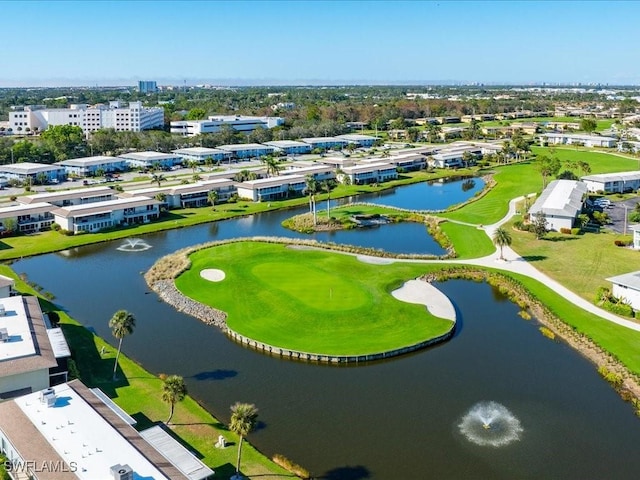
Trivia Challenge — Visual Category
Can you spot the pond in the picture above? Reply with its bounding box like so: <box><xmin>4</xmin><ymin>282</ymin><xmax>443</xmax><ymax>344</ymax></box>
<box><xmin>11</xmin><ymin>177</ymin><xmax>640</xmax><ymax>479</ymax></box>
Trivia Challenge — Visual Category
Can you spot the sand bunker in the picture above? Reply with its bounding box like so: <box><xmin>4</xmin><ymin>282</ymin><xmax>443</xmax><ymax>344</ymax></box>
<box><xmin>200</xmin><ymin>269</ymin><xmax>226</xmax><ymax>282</ymax></box>
<box><xmin>356</xmin><ymin>255</ymin><xmax>394</xmax><ymax>265</ymax></box>
<box><xmin>391</xmin><ymin>279</ymin><xmax>456</xmax><ymax>321</ymax></box>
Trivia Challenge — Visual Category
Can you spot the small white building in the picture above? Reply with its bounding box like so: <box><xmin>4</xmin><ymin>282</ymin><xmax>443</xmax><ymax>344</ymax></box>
<box><xmin>581</xmin><ymin>171</ymin><xmax>640</xmax><ymax>193</ymax></box>
<box><xmin>0</xmin><ymin>203</ymin><xmax>55</xmax><ymax>233</ymax></box>
<box><xmin>339</xmin><ymin>162</ymin><xmax>397</xmax><ymax>185</ymax></box>
<box><xmin>171</xmin><ymin>147</ymin><xmax>231</xmax><ymax>163</ymax></box>
<box><xmin>55</xmin><ymin>156</ymin><xmax>128</xmax><ymax>177</ymax></box>
<box><xmin>607</xmin><ymin>271</ymin><xmax>640</xmax><ymax>310</ymax></box>
<box><xmin>237</xmin><ymin>174</ymin><xmax>306</xmax><ymax>202</ymax></box>
<box><xmin>118</xmin><ymin>151</ymin><xmax>183</xmax><ymax>170</ymax></box>
<box><xmin>17</xmin><ymin>187</ymin><xmax>117</xmax><ymax>207</ymax></box>
<box><xmin>631</xmin><ymin>225</ymin><xmax>640</xmax><ymax>250</ymax></box>
<box><xmin>528</xmin><ymin>179</ymin><xmax>587</xmax><ymax>231</ymax></box>
<box><xmin>263</xmin><ymin>140</ymin><xmax>313</xmax><ymax>155</ymax></box>
<box><xmin>540</xmin><ymin>133</ymin><xmax>617</xmax><ymax>148</ymax></box>
<box><xmin>51</xmin><ymin>197</ymin><xmax>160</xmax><ymax>233</ymax></box>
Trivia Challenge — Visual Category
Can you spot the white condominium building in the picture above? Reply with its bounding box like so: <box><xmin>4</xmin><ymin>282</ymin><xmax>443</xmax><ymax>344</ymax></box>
<box><xmin>9</xmin><ymin>101</ymin><xmax>164</xmax><ymax>134</ymax></box>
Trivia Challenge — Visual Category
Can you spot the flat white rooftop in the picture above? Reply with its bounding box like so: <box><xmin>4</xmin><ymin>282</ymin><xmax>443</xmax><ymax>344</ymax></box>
<box><xmin>0</xmin><ymin>163</ymin><xmax>64</xmax><ymax>174</ymax></box>
<box><xmin>55</xmin><ymin>156</ymin><xmax>122</xmax><ymax>167</ymax></box>
<box><xmin>119</xmin><ymin>151</ymin><xmax>180</xmax><ymax>161</ymax></box>
<box><xmin>0</xmin><ymin>296</ymin><xmax>37</xmax><ymax>361</ymax></box>
<box><xmin>15</xmin><ymin>383</ymin><xmax>170</xmax><ymax>480</ymax></box>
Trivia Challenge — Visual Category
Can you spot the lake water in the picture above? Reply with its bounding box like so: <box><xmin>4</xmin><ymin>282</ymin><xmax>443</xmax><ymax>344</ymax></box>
<box><xmin>11</xmin><ymin>177</ymin><xmax>640</xmax><ymax>479</ymax></box>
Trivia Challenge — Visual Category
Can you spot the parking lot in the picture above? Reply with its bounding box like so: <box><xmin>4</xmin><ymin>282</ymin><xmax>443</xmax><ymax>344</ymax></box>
<box><xmin>604</xmin><ymin>197</ymin><xmax>640</xmax><ymax>234</ymax></box>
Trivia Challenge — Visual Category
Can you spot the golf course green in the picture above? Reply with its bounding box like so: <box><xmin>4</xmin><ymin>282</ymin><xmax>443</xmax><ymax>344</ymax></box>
<box><xmin>174</xmin><ymin>241</ymin><xmax>455</xmax><ymax>356</ymax></box>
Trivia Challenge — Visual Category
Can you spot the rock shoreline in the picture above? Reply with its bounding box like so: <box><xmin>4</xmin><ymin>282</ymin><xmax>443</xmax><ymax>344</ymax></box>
<box><xmin>151</xmin><ymin>279</ymin><xmax>228</xmax><ymax>329</ymax></box>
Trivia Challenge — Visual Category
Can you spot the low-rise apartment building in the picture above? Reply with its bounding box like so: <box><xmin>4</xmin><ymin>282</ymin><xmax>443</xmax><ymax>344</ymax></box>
<box><xmin>51</xmin><ymin>197</ymin><xmax>160</xmax><ymax>233</ymax></box>
<box><xmin>0</xmin><ymin>163</ymin><xmax>66</xmax><ymax>184</ymax></box>
<box><xmin>263</xmin><ymin>140</ymin><xmax>313</xmax><ymax>155</ymax></box>
<box><xmin>171</xmin><ymin>147</ymin><xmax>231</xmax><ymax>164</ymax></box>
<box><xmin>540</xmin><ymin>133</ymin><xmax>617</xmax><ymax>148</ymax></box>
<box><xmin>338</xmin><ymin>162</ymin><xmax>397</xmax><ymax>185</ymax></box>
<box><xmin>237</xmin><ymin>174</ymin><xmax>306</xmax><ymax>202</ymax></box>
<box><xmin>0</xmin><ymin>203</ymin><xmax>55</xmax><ymax>233</ymax></box>
<box><xmin>17</xmin><ymin>187</ymin><xmax>116</xmax><ymax>207</ymax></box>
<box><xmin>124</xmin><ymin>179</ymin><xmax>237</xmax><ymax>208</ymax></box>
<box><xmin>300</xmin><ymin>137</ymin><xmax>349</xmax><ymax>151</ymax></box>
<box><xmin>581</xmin><ymin>172</ymin><xmax>640</xmax><ymax>193</ymax></box>
<box><xmin>118</xmin><ymin>151</ymin><xmax>183</xmax><ymax>170</ymax></box>
<box><xmin>55</xmin><ymin>156</ymin><xmax>128</xmax><ymax>177</ymax></box>
<box><xmin>217</xmin><ymin>143</ymin><xmax>276</xmax><ymax>160</ymax></box>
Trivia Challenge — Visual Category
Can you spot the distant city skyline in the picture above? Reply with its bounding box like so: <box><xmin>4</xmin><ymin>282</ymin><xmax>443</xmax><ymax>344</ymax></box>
<box><xmin>2</xmin><ymin>0</ymin><xmax>640</xmax><ymax>87</ymax></box>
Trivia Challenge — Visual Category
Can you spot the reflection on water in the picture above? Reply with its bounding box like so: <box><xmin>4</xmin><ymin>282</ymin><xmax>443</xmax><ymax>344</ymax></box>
<box><xmin>13</xmin><ymin>178</ymin><xmax>640</xmax><ymax>479</ymax></box>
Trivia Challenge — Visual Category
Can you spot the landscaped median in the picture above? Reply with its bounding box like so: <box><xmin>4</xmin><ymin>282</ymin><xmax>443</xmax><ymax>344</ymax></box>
<box><xmin>145</xmin><ymin>238</ymin><xmax>457</xmax><ymax>362</ymax></box>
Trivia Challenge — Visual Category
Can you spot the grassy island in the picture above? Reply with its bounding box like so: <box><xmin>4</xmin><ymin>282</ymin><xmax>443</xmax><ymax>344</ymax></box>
<box><xmin>174</xmin><ymin>241</ymin><xmax>454</xmax><ymax>355</ymax></box>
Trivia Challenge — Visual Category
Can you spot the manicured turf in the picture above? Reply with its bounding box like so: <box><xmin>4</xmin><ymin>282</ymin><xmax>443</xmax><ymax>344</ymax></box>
<box><xmin>439</xmin><ymin>221</ymin><xmax>496</xmax><ymax>259</ymax></box>
<box><xmin>508</xmin><ymin>219</ymin><xmax>638</xmax><ymax>301</ymax></box>
<box><xmin>175</xmin><ymin>242</ymin><xmax>454</xmax><ymax>355</ymax></box>
<box><xmin>441</xmin><ymin>148</ymin><xmax>639</xmax><ymax>225</ymax></box>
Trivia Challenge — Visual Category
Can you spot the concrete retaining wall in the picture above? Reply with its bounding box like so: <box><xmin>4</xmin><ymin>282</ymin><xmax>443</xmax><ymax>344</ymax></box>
<box><xmin>226</xmin><ymin>326</ymin><xmax>455</xmax><ymax>364</ymax></box>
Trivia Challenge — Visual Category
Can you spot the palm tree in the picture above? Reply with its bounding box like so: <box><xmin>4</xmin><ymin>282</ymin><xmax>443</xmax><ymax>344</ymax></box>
<box><xmin>207</xmin><ymin>190</ymin><xmax>218</xmax><ymax>209</ymax></box>
<box><xmin>229</xmin><ymin>402</ymin><xmax>258</xmax><ymax>479</ymax></box>
<box><xmin>162</xmin><ymin>375</ymin><xmax>187</xmax><ymax>425</ymax></box>
<box><xmin>304</xmin><ymin>175</ymin><xmax>319</xmax><ymax>225</ymax></box>
<box><xmin>151</xmin><ymin>172</ymin><xmax>165</xmax><ymax>188</ymax></box>
<box><xmin>109</xmin><ymin>310</ymin><xmax>136</xmax><ymax>380</ymax></box>
<box><xmin>321</xmin><ymin>180</ymin><xmax>334</xmax><ymax>219</ymax></box>
<box><xmin>187</xmin><ymin>160</ymin><xmax>199</xmax><ymax>174</ymax></box>
<box><xmin>261</xmin><ymin>155</ymin><xmax>281</xmax><ymax>177</ymax></box>
<box><xmin>492</xmin><ymin>227</ymin><xmax>512</xmax><ymax>261</ymax></box>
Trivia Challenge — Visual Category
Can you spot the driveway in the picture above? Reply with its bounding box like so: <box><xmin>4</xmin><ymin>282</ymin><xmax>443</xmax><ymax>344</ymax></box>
<box><xmin>607</xmin><ymin>197</ymin><xmax>640</xmax><ymax>234</ymax></box>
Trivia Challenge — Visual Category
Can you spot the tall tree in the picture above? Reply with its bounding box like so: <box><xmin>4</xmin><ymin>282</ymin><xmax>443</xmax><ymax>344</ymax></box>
<box><xmin>109</xmin><ymin>310</ymin><xmax>136</xmax><ymax>380</ymax></box>
<box><xmin>151</xmin><ymin>171</ymin><xmax>166</xmax><ymax>188</ymax></box>
<box><xmin>321</xmin><ymin>180</ymin><xmax>334</xmax><ymax>219</ymax></box>
<box><xmin>537</xmin><ymin>155</ymin><xmax>561</xmax><ymax>188</ymax></box>
<box><xmin>492</xmin><ymin>227</ymin><xmax>512</xmax><ymax>261</ymax></box>
<box><xmin>305</xmin><ymin>175</ymin><xmax>319</xmax><ymax>225</ymax></box>
<box><xmin>207</xmin><ymin>190</ymin><xmax>219</xmax><ymax>209</ymax></box>
<box><xmin>580</xmin><ymin>118</ymin><xmax>598</xmax><ymax>134</ymax></box>
<box><xmin>229</xmin><ymin>402</ymin><xmax>259</xmax><ymax>479</ymax></box>
<box><xmin>162</xmin><ymin>375</ymin><xmax>187</xmax><ymax>425</ymax></box>
<box><xmin>261</xmin><ymin>156</ymin><xmax>281</xmax><ymax>177</ymax></box>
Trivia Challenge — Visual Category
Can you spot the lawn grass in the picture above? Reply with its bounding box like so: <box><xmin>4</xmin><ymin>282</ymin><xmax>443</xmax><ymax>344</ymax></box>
<box><xmin>439</xmin><ymin>221</ymin><xmax>496</xmax><ymax>259</ymax></box>
<box><xmin>0</xmin><ymin>265</ymin><xmax>291</xmax><ymax>480</ymax></box>
<box><xmin>175</xmin><ymin>242</ymin><xmax>454</xmax><ymax>355</ymax></box>
<box><xmin>441</xmin><ymin>148</ymin><xmax>639</xmax><ymax>225</ymax></box>
<box><xmin>508</xmin><ymin>219</ymin><xmax>638</xmax><ymax>301</ymax></box>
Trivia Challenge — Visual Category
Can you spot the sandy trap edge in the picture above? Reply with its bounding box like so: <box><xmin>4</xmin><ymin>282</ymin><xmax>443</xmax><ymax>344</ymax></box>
<box><xmin>200</xmin><ymin>269</ymin><xmax>226</xmax><ymax>282</ymax></box>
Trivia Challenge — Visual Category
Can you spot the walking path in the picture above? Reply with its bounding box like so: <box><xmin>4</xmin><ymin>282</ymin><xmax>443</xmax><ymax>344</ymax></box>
<box><xmin>448</xmin><ymin>195</ymin><xmax>640</xmax><ymax>332</ymax></box>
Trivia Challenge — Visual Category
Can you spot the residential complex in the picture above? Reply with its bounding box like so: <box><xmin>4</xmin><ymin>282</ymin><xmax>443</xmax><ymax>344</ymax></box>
<box><xmin>581</xmin><ymin>171</ymin><xmax>640</xmax><ymax>193</ymax></box>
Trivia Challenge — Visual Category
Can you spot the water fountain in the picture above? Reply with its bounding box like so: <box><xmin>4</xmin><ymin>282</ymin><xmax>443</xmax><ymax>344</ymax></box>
<box><xmin>458</xmin><ymin>401</ymin><xmax>523</xmax><ymax>447</ymax></box>
<box><xmin>116</xmin><ymin>238</ymin><xmax>152</xmax><ymax>252</ymax></box>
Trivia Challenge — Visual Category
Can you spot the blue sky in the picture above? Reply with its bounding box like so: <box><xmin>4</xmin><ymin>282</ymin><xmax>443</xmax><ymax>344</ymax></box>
<box><xmin>3</xmin><ymin>0</ymin><xmax>640</xmax><ymax>86</ymax></box>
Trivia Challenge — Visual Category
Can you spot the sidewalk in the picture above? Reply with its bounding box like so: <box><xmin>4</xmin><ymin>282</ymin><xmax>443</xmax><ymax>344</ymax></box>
<box><xmin>452</xmin><ymin>195</ymin><xmax>640</xmax><ymax>332</ymax></box>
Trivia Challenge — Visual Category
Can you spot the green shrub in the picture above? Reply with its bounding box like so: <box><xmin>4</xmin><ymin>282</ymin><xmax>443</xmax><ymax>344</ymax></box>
<box><xmin>68</xmin><ymin>358</ymin><xmax>81</xmax><ymax>381</ymax></box>
<box><xmin>571</xmin><ymin>228</ymin><xmax>581</xmax><ymax>235</ymax></box>
<box><xmin>539</xmin><ymin>326</ymin><xmax>556</xmax><ymax>340</ymax></box>
<box><xmin>51</xmin><ymin>222</ymin><xmax>61</xmax><ymax>231</ymax></box>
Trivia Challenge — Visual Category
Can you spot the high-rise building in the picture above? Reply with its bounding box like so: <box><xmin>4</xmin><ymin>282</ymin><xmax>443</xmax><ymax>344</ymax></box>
<box><xmin>9</xmin><ymin>101</ymin><xmax>165</xmax><ymax>135</ymax></box>
<box><xmin>138</xmin><ymin>80</ymin><xmax>158</xmax><ymax>94</ymax></box>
